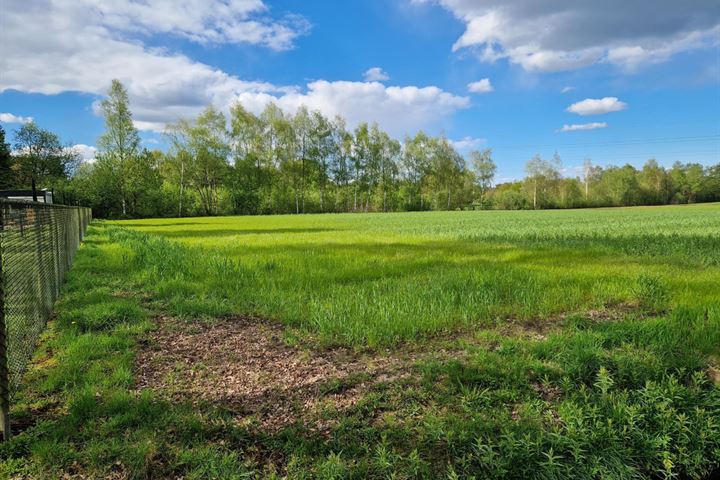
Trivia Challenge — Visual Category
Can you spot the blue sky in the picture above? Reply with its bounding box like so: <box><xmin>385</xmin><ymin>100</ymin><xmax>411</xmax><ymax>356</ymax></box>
<box><xmin>1</xmin><ymin>0</ymin><xmax>719</xmax><ymax>180</ymax></box>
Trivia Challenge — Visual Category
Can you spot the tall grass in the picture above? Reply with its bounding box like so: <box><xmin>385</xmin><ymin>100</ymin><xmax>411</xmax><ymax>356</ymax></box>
<box><xmin>113</xmin><ymin>204</ymin><xmax>720</xmax><ymax>346</ymax></box>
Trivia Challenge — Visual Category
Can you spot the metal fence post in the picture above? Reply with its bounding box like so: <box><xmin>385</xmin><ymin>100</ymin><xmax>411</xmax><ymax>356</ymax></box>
<box><xmin>0</xmin><ymin>204</ymin><xmax>10</xmax><ymax>440</ymax></box>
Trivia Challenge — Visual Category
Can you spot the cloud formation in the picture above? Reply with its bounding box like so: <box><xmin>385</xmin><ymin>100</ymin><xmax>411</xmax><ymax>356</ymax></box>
<box><xmin>71</xmin><ymin>144</ymin><xmax>98</xmax><ymax>163</ymax></box>
<box><xmin>467</xmin><ymin>78</ymin><xmax>493</xmax><ymax>93</ymax></box>
<box><xmin>0</xmin><ymin>113</ymin><xmax>34</xmax><ymax>124</ymax></box>
<box><xmin>566</xmin><ymin>97</ymin><xmax>627</xmax><ymax>116</ymax></box>
<box><xmin>364</xmin><ymin>67</ymin><xmax>390</xmax><ymax>82</ymax></box>
<box><xmin>559</xmin><ymin>122</ymin><xmax>608</xmax><ymax>132</ymax></box>
<box><xmin>236</xmin><ymin>81</ymin><xmax>469</xmax><ymax>137</ymax></box>
<box><xmin>0</xmin><ymin>0</ymin><xmax>468</xmax><ymax>136</ymax></box>
<box><xmin>451</xmin><ymin>136</ymin><xmax>486</xmax><ymax>151</ymax></box>
<box><xmin>416</xmin><ymin>0</ymin><xmax>720</xmax><ymax>71</ymax></box>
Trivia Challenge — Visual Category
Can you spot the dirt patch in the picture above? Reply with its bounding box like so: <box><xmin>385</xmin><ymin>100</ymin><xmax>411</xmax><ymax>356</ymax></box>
<box><xmin>584</xmin><ymin>301</ymin><xmax>644</xmax><ymax>322</ymax></box>
<box><xmin>135</xmin><ymin>316</ymin><xmax>415</xmax><ymax>434</ymax></box>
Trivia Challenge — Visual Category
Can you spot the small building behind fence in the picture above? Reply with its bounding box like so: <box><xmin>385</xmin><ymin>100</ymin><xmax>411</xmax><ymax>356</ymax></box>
<box><xmin>0</xmin><ymin>190</ymin><xmax>54</xmax><ymax>204</ymax></box>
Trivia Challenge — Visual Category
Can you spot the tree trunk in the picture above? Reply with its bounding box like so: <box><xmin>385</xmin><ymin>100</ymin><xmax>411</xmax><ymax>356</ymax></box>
<box><xmin>301</xmin><ymin>156</ymin><xmax>306</xmax><ymax>214</ymax></box>
<box><xmin>31</xmin><ymin>176</ymin><xmax>38</xmax><ymax>202</ymax></box>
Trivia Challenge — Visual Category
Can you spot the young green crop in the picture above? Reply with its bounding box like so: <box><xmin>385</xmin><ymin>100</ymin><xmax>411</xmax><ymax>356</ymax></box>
<box><xmin>114</xmin><ymin>204</ymin><xmax>720</xmax><ymax>346</ymax></box>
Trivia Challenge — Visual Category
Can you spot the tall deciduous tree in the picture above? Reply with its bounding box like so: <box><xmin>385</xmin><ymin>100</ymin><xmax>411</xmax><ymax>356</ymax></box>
<box><xmin>402</xmin><ymin>132</ymin><xmax>431</xmax><ymax>210</ymax></box>
<box><xmin>524</xmin><ymin>154</ymin><xmax>560</xmax><ymax>209</ymax></box>
<box><xmin>470</xmin><ymin>148</ymin><xmax>496</xmax><ymax>208</ymax></box>
<box><xmin>97</xmin><ymin>79</ymin><xmax>141</xmax><ymax>216</ymax></box>
<box><xmin>428</xmin><ymin>136</ymin><xmax>465</xmax><ymax>210</ymax></box>
<box><xmin>168</xmin><ymin>107</ymin><xmax>230</xmax><ymax>216</ymax></box>
<box><xmin>13</xmin><ymin>122</ymin><xmax>77</xmax><ymax>200</ymax></box>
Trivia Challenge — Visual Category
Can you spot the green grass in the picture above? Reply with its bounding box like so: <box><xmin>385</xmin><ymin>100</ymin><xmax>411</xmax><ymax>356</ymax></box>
<box><xmin>116</xmin><ymin>204</ymin><xmax>720</xmax><ymax>346</ymax></box>
<box><xmin>1</xmin><ymin>204</ymin><xmax>719</xmax><ymax>478</ymax></box>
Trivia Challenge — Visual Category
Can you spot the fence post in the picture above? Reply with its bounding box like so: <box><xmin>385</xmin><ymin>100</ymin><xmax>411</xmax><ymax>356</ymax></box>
<box><xmin>0</xmin><ymin>203</ymin><xmax>10</xmax><ymax>440</ymax></box>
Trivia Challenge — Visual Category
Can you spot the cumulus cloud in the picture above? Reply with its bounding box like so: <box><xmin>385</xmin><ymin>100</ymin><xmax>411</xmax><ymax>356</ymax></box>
<box><xmin>235</xmin><ymin>81</ymin><xmax>469</xmax><ymax>137</ymax></box>
<box><xmin>0</xmin><ymin>0</ymin><xmax>467</xmax><ymax>136</ymax></box>
<box><xmin>71</xmin><ymin>144</ymin><xmax>98</xmax><ymax>163</ymax></box>
<box><xmin>467</xmin><ymin>78</ymin><xmax>493</xmax><ymax>93</ymax></box>
<box><xmin>364</xmin><ymin>67</ymin><xmax>390</xmax><ymax>82</ymax></box>
<box><xmin>0</xmin><ymin>113</ymin><xmax>34</xmax><ymax>124</ymax></box>
<box><xmin>559</xmin><ymin>122</ymin><xmax>608</xmax><ymax>132</ymax></box>
<box><xmin>566</xmin><ymin>97</ymin><xmax>627</xmax><ymax>116</ymax></box>
<box><xmin>451</xmin><ymin>136</ymin><xmax>486</xmax><ymax>151</ymax></box>
<box><xmin>415</xmin><ymin>0</ymin><xmax>720</xmax><ymax>71</ymax></box>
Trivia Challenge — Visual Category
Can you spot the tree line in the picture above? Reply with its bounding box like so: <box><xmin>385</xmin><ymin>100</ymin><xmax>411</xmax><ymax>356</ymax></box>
<box><xmin>1</xmin><ymin>80</ymin><xmax>718</xmax><ymax>217</ymax></box>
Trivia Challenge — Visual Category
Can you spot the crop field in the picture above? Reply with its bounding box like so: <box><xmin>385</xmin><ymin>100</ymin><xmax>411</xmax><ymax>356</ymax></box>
<box><xmin>3</xmin><ymin>204</ymin><xmax>720</xmax><ymax>479</ymax></box>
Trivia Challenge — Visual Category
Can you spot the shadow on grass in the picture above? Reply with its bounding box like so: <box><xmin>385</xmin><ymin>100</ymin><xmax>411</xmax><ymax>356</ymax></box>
<box><xmin>154</xmin><ymin>227</ymin><xmax>341</xmax><ymax>239</ymax></box>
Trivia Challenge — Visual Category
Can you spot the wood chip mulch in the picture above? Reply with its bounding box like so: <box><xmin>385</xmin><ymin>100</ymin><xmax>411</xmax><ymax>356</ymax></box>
<box><xmin>134</xmin><ymin>316</ymin><xmax>414</xmax><ymax>434</ymax></box>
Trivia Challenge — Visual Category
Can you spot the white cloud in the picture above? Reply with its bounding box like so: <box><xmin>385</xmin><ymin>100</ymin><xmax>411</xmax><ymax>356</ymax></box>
<box><xmin>71</xmin><ymin>144</ymin><xmax>98</xmax><ymax>163</ymax></box>
<box><xmin>559</xmin><ymin>122</ymin><xmax>608</xmax><ymax>132</ymax></box>
<box><xmin>566</xmin><ymin>97</ymin><xmax>627</xmax><ymax>116</ymax></box>
<box><xmin>235</xmin><ymin>81</ymin><xmax>469</xmax><ymax>137</ymax></box>
<box><xmin>0</xmin><ymin>0</ymin><xmax>467</xmax><ymax>136</ymax></box>
<box><xmin>56</xmin><ymin>0</ymin><xmax>309</xmax><ymax>51</ymax></box>
<box><xmin>364</xmin><ymin>67</ymin><xmax>390</xmax><ymax>82</ymax></box>
<box><xmin>451</xmin><ymin>136</ymin><xmax>485</xmax><ymax>151</ymax></box>
<box><xmin>467</xmin><ymin>78</ymin><xmax>493</xmax><ymax>93</ymax></box>
<box><xmin>561</xmin><ymin>86</ymin><xmax>575</xmax><ymax>93</ymax></box>
<box><xmin>0</xmin><ymin>113</ymin><xmax>34</xmax><ymax>124</ymax></box>
<box><xmin>416</xmin><ymin>0</ymin><xmax>720</xmax><ymax>71</ymax></box>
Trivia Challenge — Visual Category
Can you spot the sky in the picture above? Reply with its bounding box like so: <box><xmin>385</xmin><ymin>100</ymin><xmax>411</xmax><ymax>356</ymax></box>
<box><xmin>1</xmin><ymin>0</ymin><xmax>719</xmax><ymax>181</ymax></box>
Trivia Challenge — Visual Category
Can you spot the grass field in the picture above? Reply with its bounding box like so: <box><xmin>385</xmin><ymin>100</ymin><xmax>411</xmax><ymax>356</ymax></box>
<box><xmin>2</xmin><ymin>204</ymin><xmax>720</xmax><ymax>478</ymax></box>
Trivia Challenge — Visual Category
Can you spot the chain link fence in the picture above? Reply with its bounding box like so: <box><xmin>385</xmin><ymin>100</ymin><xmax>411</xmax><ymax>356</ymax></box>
<box><xmin>0</xmin><ymin>199</ymin><xmax>91</xmax><ymax>439</ymax></box>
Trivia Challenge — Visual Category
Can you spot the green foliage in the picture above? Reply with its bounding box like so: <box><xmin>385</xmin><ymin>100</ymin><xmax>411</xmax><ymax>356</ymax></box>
<box><xmin>2</xmin><ymin>206</ymin><xmax>719</xmax><ymax>478</ymax></box>
<box><xmin>50</xmin><ymin>80</ymin><xmax>720</xmax><ymax>218</ymax></box>
<box><xmin>0</xmin><ymin>126</ymin><xmax>13</xmax><ymax>189</ymax></box>
<box><xmin>10</xmin><ymin>121</ymin><xmax>79</xmax><ymax>195</ymax></box>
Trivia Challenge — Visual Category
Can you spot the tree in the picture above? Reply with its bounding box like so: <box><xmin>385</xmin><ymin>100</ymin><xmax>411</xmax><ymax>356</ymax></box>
<box><xmin>638</xmin><ymin>158</ymin><xmax>668</xmax><ymax>204</ymax></box>
<box><xmin>470</xmin><ymin>149</ymin><xmax>495</xmax><ymax>208</ymax></box>
<box><xmin>524</xmin><ymin>154</ymin><xmax>559</xmax><ymax>209</ymax></box>
<box><xmin>329</xmin><ymin>117</ymin><xmax>353</xmax><ymax>212</ymax></box>
<box><xmin>599</xmin><ymin>165</ymin><xmax>641</xmax><ymax>206</ymax></box>
<box><xmin>13</xmin><ymin>122</ymin><xmax>77</xmax><ymax>200</ymax></box>
<box><xmin>582</xmin><ymin>158</ymin><xmax>593</xmax><ymax>199</ymax></box>
<box><xmin>292</xmin><ymin>106</ymin><xmax>312</xmax><ymax>214</ymax></box>
<box><xmin>427</xmin><ymin>136</ymin><xmax>465</xmax><ymax>210</ymax></box>
<box><xmin>229</xmin><ymin>103</ymin><xmax>267</xmax><ymax>214</ymax></box>
<box><xmin>0</xmin><ymin>126</ymin><xmax>13</xmax><ymax>189</ymax></box>
<box><xmin>351</xmin><ymin>123</ymin><xmax>370</xmax><ymax>211</ymax></box>
<box><xmin>401</xmin><ymin>132</ymin><xmax>431</xmax><ymax>210</ymax></box>
<box><xmin>168</xmin><ymin>107</ymin><xmax>230</xmax><ymax>216</ymax></box>
<box><xmin>97</xmin><ymin>79</ymin><xmax>141</xmax><ymax>216</ymax></box>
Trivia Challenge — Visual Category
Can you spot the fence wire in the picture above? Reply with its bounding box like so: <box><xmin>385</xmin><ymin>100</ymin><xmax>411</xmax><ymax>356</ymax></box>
<box><xmin>0</xmin><ymin>199</ymin><xmax>91</xmax><ymax>439</ymax></box>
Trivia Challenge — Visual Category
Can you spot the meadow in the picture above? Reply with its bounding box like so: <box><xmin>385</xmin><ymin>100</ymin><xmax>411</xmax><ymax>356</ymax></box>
<box><xmin>1</xmin><ymin>204</ymin><xmax>719</xmax><ymax>478</ymax></box>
